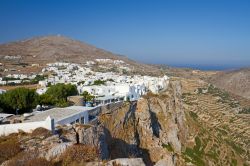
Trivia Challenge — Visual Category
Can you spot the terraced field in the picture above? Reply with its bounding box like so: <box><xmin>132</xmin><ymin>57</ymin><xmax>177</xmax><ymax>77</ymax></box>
<box><xmin>180</xmin><ymin>78</ymin><xmax>250</xmax><ymax>166</ymax></box>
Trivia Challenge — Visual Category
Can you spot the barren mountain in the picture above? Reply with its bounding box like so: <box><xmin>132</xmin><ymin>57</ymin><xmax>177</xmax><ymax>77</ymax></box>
<box><xmin>0</xmin><ymin>36</ymin><xmax>161</xmax><ymax>76</ymax></box>
<box><xmin>0</xmin><ymin>35</ymin><xmax>127</xmax><ymax>63</ymax></box>
<box><xmin>210</xmin><ymin>68</ymin><xmax>250</xmax><ymax>99</ymax></box>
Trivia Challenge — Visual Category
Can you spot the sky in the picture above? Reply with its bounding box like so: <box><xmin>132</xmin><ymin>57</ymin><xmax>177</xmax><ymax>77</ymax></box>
<box><xmin>0</xmin><ymin>0</ymin><xmax>249</xmax><ymax>70</ymax></box>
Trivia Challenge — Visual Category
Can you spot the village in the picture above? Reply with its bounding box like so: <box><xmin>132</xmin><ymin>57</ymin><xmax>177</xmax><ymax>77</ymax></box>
<box><xmin>0</xmin><ymin>59</ymin><xmax>169</xmax><ymax>136</ymax></box>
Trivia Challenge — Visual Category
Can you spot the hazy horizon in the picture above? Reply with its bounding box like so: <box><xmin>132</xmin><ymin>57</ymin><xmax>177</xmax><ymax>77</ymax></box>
<box><xmin>0</xmin><ymin>0</ymin><xmax>249</xmax><ymax>70</ymax></box>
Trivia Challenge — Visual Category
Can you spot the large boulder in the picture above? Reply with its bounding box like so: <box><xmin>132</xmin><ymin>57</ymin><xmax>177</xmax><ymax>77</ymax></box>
<box><xmin>45</xmin><ymin>142</ymin><xmax>73</xmax><ymax>160</ymax></box>
<box><xmin>79</xmin><ymin>125</ymin><xmax>110</xmax><ymax>160</ymax></box>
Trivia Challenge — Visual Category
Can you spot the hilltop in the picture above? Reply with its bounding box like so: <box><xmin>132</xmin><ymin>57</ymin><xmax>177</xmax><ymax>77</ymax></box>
<box><xmin>0</xmin><ymin>35</ymin><xmax>126</xmax><ymax>63</ymax></box>
<box><xmin>0</xmin><ymin>35</ymin><xmax>161</xmax><ymax>76</ymax></box>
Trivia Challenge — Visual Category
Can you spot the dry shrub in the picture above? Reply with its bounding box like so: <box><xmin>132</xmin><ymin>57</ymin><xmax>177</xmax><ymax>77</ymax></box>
<box><xmin>26</xmin><ymin>157</ymin><xmax>54</xmax><ymax>166</ymax></box>
<box><xmin>31</xmin><ymin>127</ymin><xmax>52</xmax><ymax>138</ymax></box>
<box><xmin>7</xmin><ymin>151</ymin><xmax>53</xmax><ymax>166</ymax></box>
<box><xmin>56</xmin><ymin>126</ymin><xmax>70</xmax><ymax>137</ymax></box>
<box><xmin>111</xmin><ymin>161</ymin><xmax>122</xmax><ymax>166</ymax></box>
<box><xmin>17</xmin><ymin>129</ymin><xmax>28</xmax><ymax>136</ymax></box>
<box><xmin>60</xmin><ymin>144</ymin><xmax>99</xmax><ymax>165</ymax></box>
<box><xmin>0</xmin><ymin>136</ymin><xmax>21</xmax><ymax>164</ymax></box>
<box><xmin>142</xmin><ymin>92</ymin><xmax>158</xmax><ymax>99</ymax></box>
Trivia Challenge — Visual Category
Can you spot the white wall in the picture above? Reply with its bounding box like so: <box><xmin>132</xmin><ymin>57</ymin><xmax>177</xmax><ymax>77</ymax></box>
<box><xmin>56</xmin><ymin>111</ymin><xmax>89</xmax><ymax>125</ymax></box>
<box><xmin>0</xmin><ymin>116</ymin><xmax>54</xmax><ymax>136</ymax></box>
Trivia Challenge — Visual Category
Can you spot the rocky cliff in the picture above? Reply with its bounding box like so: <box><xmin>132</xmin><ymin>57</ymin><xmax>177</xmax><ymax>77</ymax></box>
<box><xmin>1</xmin><ymin>79</ymin><xmax>249</xmax><ymax>166</ymax></box>
<box><xmin>98</xmin><ymin>80</ymin><xmax>188</xmax><ymax>165</ymax></box>
<box><xmin>98</xmin><ymin>78</ymin><xmax>250</xmax><ymax>165</ymax></box>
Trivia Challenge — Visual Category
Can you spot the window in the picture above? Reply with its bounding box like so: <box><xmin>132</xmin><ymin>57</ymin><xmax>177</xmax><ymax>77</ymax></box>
<box><xmin>81</xmin><ymin>117</ymin><xmax>85</xmax><ymax>124</ymax></box>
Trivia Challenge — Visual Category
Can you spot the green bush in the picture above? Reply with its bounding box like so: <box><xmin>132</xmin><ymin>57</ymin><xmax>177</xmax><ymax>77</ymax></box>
<box><xmin>92</xmin><ymin>79</ymin><xmax>106</xmax><ymax>85</ymax></box>
<box><xmin>189</xmin><ymin>111</ymin><xmax>198</xmax><ymax>120</ymax></box>
<box><xmin>81</xmin><ymin>91</ymin><xmax>95</xmax><ymax>102</ymax></box>
<box><xmin>0</xmin><ymin>88</ymin><xmax>38</xmax><ymax>114</ymax></box>
<box><xmin>162</xmin><ymin>143</ymin><xmax>174</xmax><ymax>152</ymax></box>
<box><xmin>39</xmin><ymin>83</ymin><xmax>78</xmax><ymax>106</ymax></box>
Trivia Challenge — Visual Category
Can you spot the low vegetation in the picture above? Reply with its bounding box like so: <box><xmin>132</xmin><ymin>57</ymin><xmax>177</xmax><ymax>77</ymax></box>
<box><xmin>189</xmin><ymin>111</ymin><xmax>198</xmax><ymax>120</ymax></box>
<box><xmin>238</xmin><ymin>107</ymin><xmax>250</xmax><ymax>114</ymax></box>
<box><xmin>1</xmin><ymin>75</ymin><xmax>46</xmax><ymax>86</ymax></box>
<box><xmin>92</xmin><ymin>79</ymin><xmax>106</xmax><ymax>86</ymax></box>
<box><xmin>197</xmin><ymin>84</ymin><xmax>240</xmax><ymax>108</ymax></box>
<box><xmin>81</xmin><ymin>91</ymin><xmax>95</xmax><ymax>102</ymax></box>
<box><xmin>162</xmin><ymin>143</ymin><xmax>174</xmax><ymax>152</ymax></box>
<box><xmin>0</xmin><ymin>135</ymin><xmax>22</xmax><ymax>164</ymax></box>
<box><xmin>31</xmin><ymin>127</ymin><xmax>52</xmax><ymax>138</ymax></box>
<box><xmin>183</xmin><ymin>136</ymin><xmax>205</xmax><ymax>166</ymax></box>
<box><xmin>7</xmin><ymin>151</ymin><xmax>54</xmax><ymax>166</ymax></box>
<box><xmin>60</xmin><ymin>144</ymin><xmax>99</xmax><ymax>165</ymax></box>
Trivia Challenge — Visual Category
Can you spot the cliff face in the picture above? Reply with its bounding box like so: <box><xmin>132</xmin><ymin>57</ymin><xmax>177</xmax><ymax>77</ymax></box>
<box><xmin>98</xmin><ymin>78</ymin><xmax>250</xmax><ymax>166</ymax></box>
<box><xmin>99</xmin><ymin>80</ymin><xmax>188</xmax><ymax>165</ymax></box>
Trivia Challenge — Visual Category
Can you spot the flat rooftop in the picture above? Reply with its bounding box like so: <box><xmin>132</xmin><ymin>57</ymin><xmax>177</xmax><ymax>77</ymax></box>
<box><xmin>24</xmin><ymin>106</ymin><xmax>95</xmax><ymax>122</ymax></box>
<box><xmin>96</xmin><ymin>95</ymin><xmax>123</xmax><ymax>101</ymax></box>
<box><xmin>0</xmin><ymin>113</ymin><xmax>14</xmax><ymax>119</ymax></box>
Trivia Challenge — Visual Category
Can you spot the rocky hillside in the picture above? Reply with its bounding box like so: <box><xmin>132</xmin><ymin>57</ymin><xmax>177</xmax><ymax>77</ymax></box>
<box><xmin>1</xmin><ymin>79</ymin><xmax>249</xmax><ymax>166</ymax></box>
<box><xmin>0</xmin><ymin>36</ymin><xmax>161</xmax><ymax>76</ymax></box>
<box><xmin>99</xmin><ymin>80</ymin><xmax>188</xmax><ymax>165</ymax></box>
<box><xmin>0</xmin><ymin>36</ymin><xmax>127</xmax><ymax>64</ymax></box>
<box><xmin>97</xmin><ymin>78</ymin><xmax>250</xmax><ymax>165</ymax></box>
<box><xmin>181</xmin><ymin>78</ymin><xmax>250</xmax><ymax>166</ymax></box>
<box><xmin>210</xmin><ymin>68</ymin><xmax>250</xmax><ymax>99</ymax></box>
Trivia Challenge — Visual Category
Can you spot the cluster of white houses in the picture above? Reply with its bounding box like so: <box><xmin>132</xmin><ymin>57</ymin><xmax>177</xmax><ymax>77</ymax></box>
<box><xmin>0</xmin><ymin>61</ymin><xmax>169</xmax><ymax>136</ymax></box>
<box><xmin>37</xmin><ymin>62</ymin><xmax>169</xmax><ymax>100</ymax></box>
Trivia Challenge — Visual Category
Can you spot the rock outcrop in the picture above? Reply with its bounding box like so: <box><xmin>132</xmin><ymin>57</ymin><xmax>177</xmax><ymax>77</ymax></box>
<box><xmin>99</xmin><ymin>80</ymin><xmax>187</xmax><ymax>165</ymax></box>
<box><xmin>78</xmin><ymin>125</ymin><xmax>110</xmax><ymax>160</ymax></box>
<box><xmin>85</xmin><ymin>158</ymin><xmax>146</xmax><ymax>166</ymax></box>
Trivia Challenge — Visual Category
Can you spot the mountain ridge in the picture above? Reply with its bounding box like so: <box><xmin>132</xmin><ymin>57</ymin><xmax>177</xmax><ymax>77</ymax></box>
<box><xmin>0</xmin><ymin>35</ymin><xmax>130</xmax><ymax>63</ymax></box>
<box><xmin>0</xmin><ymin>35</ymin><xmax>162</xmax><ymax>76</ymax></box>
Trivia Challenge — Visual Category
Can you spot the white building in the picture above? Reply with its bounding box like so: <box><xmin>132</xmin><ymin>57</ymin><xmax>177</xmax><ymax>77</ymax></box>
<box><xmin>36</xmin><ymin>87</ymin><xmax>48</xmax><ymax>95</ymax></box>
<box><xmin>24</xmin><ymin>106</ymin><xmax>92</xmax><ymax>125</ymax></box>
<box><xmin>0</xmin><ymin>89</ymin><xmax>6</xmax><ymax>94</ymax></box>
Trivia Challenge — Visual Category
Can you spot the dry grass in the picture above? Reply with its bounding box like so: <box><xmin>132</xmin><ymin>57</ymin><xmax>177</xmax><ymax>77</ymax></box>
<box><xmin>31</xmin><ymin>127</ymin><xmax>52</xmax><ymax>138</ymax></box>
<box><xmin>6</xmin><ymin>151</ymin><xmax>53</xmax><ymax>166</ymax></box>
<box><xmin>0</xmin><ymin>84</ymin><xmax>40</xmax><ymax>90</ymax></box>
<box><xmin>60</xmin><ymin>144</ymin><xmax>99</xmax><ymax>166</ymax></box>
<box><xmin>0</xmin><ymin>135</ymin><xmax>22</xmax><ymax>164</ymax></box>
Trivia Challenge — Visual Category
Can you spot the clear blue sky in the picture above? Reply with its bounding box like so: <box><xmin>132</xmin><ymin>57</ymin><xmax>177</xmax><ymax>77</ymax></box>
<box><xmin>0</xmin><ymin>0</ymin><xmax>249</xmax><ymax>69</ymax></box>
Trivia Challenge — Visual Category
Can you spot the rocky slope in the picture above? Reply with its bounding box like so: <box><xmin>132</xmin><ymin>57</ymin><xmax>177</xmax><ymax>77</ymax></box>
<box><xmin>210</xmin><ymin>68</ymin><xmax>250</xmax><ymax>99</ymax></box>
<box><xmin>98</xmin><ymin>80</ymin><xmax>187</xmax><ymax>165</ymax></box>
<box><xmin>0</xmin><ymin>35</ymin><xmax>161</xmax><ymax>76</ymax></box>
<box><xmin>0</xmin><ymin>36</ymin><xmax>126</xmax><ymax>64</ymax></box>
<box><xmin>1</xmin><ymin>79</ymin><xmax>249</xmax><ymax>166</ymax></box>
<box><xmin>98</xmin><ymin>78</ymin><xmax>250</xmax><ymax>165</ymax></box>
